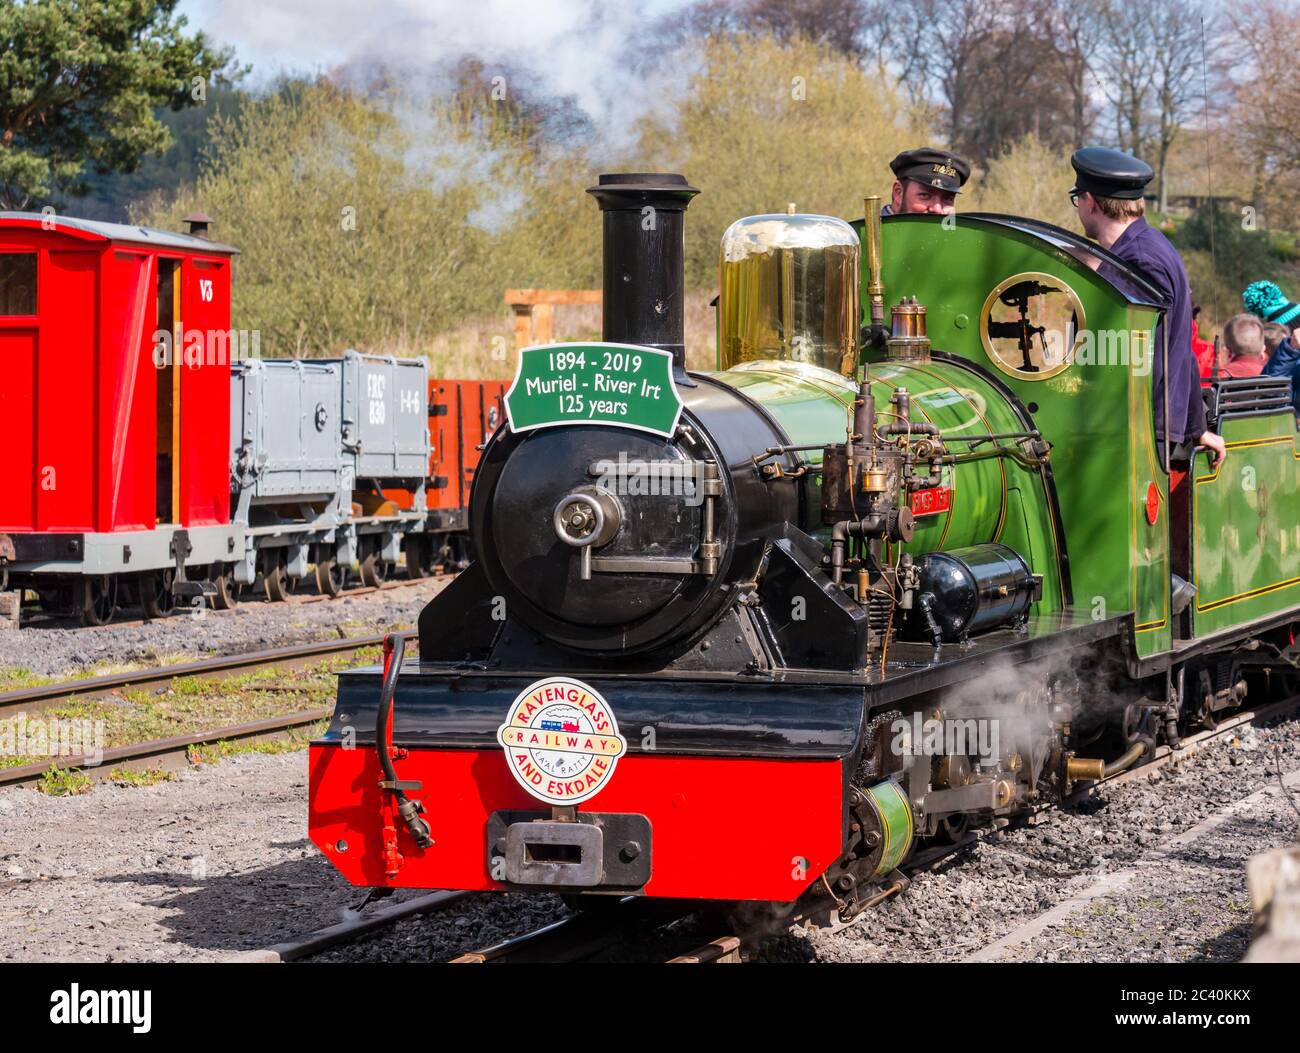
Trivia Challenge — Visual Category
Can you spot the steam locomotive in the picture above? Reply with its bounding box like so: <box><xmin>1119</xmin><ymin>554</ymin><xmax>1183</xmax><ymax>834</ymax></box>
<box><xmin>308</xmin><ymin>174</ymin><xmax>1300</xmax><ymax>916</ymax></box>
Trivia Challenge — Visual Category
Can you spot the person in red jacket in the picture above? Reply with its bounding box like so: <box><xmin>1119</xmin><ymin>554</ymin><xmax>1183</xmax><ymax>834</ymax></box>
<box><xmin>1191</xmin><ymin>305</ymin><xmax>1217</xmax><ymax>378</ymax></box>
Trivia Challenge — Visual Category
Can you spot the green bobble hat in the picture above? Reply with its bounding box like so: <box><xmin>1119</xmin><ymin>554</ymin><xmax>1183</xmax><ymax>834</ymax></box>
<box><xmin>1243</xmin><ymin>280</ymin><xmax>1300</xmax><ymax>329</ymax></box>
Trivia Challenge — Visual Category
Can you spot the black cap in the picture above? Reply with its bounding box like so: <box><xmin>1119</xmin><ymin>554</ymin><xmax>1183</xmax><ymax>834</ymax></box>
<box><xmin>889</xmin><ymin>148</ymin><xmax>970</xmax><ymax>194</ymax></box>
<box><xmin>1070</xmin><ymin>147</ymin><xmax>1153</xmax><ymax>200</ymax></box>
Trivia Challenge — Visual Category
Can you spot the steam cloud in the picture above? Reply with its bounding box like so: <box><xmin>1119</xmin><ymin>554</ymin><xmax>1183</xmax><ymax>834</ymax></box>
<box><xmin>186</xmin><ymin>0</ymin><xmax>696</xmax><ymax>150</ymax></box>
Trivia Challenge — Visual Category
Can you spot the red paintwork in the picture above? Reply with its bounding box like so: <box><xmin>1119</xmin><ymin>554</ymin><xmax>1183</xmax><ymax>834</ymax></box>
<box><xmin>435</xmin><ymin>379</ymin><xmax>508</xmax><ymax>510</ymax></box>
<box><xmin>386</xmin><ymin>379</ymin><xmax>508</xmax><ymax>513</ymax></box>
<box><xmin>1145</xmin><ymin>481</ymin><xmax>1160</xmax><ymax>525</ymax></box>
<box><xmin>0</xmin><ymin>217</ymin><xmax>235</xmax><ymax>534</ymax></box>
<box><xmin>179</xmin><ymin>257</ymin><xmax>234</xmax><ymax>526</ymax></box>
<box><xmin>308</xmin><ymin>743</ymin><xmax>846</xmax><ymax>902</ymax></box>
<box><xmin>911</xmin><ymin>486</ymin><xmax>952</xmax><ymax>517</ymax></box>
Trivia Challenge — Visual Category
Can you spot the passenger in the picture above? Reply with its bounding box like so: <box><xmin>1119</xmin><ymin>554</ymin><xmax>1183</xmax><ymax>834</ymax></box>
<box><xmin>1191</xmin><ymin>305</ymin><xmax>1217</xmax><ymax>378</ymax></box>
<box><xmin>1069</xmin><ymin>147</ymin><xmax>1226</xmax><ymax>468</ymax></box>
<box><xmin>1242</xmin><ymin>281</ymin><xmax>1300</xmax><ymax>412</ymax></box>
<box><xmin>881</xmin><ymin>148</ymin><xmax>970</xmax><ymax>216</ymax></box>
<box><xmin>1243</xmin><ymin>280</ymin><xmax>1300</xmax><ymax>338</ymax></box>
<box><xmin>1218</xmin><ymin>314</ymin><xmax>1269</xmax><ymax>378</ymax></box>
<box><xmin>1263</xmin><ymin>322</ymin><xmax>1290</xmax><ymax>356</ymax></box>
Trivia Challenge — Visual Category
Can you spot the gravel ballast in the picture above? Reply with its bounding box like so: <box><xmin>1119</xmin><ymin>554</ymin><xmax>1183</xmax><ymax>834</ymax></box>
<box><xmin>0</xmin><ymin>579</ymin><xmax>450</xmax><ymax>679</ymax></box>
<box><xmin>758</xmin><ymin>717</ymin><xmax>1300</xmax><ymax>963</ymax></box>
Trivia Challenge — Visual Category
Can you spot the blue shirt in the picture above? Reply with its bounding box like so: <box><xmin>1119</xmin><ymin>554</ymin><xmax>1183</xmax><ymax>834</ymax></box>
<box><xmin>1263</xmin><ymin>336</ymin><xmax>1300</xmax><ymax>412</ymax></box>
<box><xmin>1097</xmin><ymin>218</ymin><xmax>1207</xmax><ymax>446</ymax></box>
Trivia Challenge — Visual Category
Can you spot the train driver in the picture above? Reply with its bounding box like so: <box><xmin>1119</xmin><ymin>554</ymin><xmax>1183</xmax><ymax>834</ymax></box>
<box><xmin>881</xmin><ymin>148</ymin><xmax>971</xmax><ymax>216</ymax></box>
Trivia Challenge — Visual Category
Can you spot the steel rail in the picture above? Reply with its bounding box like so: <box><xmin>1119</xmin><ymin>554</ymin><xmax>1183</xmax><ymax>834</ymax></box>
<box><xmin>0</xmin><ymin>630</ymin><xmax>412</xmax><ymax>712</ymax></box>
<box><xmin>0</xmin><ymin>708</ymin><xmax>332</xmax><ymax>787</ymax></box>
<box><xmin>13</xmin><ymin>574</ymin><xmax>441</xmax><ymax>632</ymax></box>
<box><xmin>228</xmin><ymin>891</ymin><xmax>473</xmax><ymax>963</ymax></box>
<box><xmin>667</xmin><ymin>936</ymin><xmax>743</xmax><ymax>963</ymax></box>
<box><xmin>0</xmin><ymin>630</ymin><xmax>417</xmax><ymax>786</ymax></box>
<box><xmin>447</xmin><ymin>900</ymin><xmax>652</xmax><ymax>963</ymax></box>
<box><xmin>1072</xmin><ymin>691</ymin><xmax>1300</xmax><ymax>797</ymax></box>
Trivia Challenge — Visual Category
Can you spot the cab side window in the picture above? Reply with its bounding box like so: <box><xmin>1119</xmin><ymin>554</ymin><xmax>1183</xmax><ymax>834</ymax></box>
<box><xmin>0</xmin><ymin>253</ymin><xmax>36</xmax><ymax>315</ymax></box>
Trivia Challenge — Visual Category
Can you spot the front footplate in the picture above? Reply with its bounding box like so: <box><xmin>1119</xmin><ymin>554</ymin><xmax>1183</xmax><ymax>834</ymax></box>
<box><xmin>487</xmin><ymin>811</ymin><xmax>652</xmax><ymax>891</ymax></box>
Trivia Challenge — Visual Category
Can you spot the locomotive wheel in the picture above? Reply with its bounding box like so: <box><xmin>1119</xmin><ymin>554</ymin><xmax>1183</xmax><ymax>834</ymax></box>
<box><xmin>448</xmin><ymin>533</ymin><xmax>472</xmax><ymax>570</ymax></box>
<box><xmin>404</xmin><ymin>538</ymin><xmax>431</xmax><ymax>580</ymax></box>
<box><xmin>209</xmin><ymin>564</ymin><xmax>241</xmax><ymax>611</ymax></box>
<box><xmin>79</xmin><ymin>575</ymin><xmax>118</xmax><ymax>627</ymax></box>
<box><xmin>315</xmin><ymin>556</ymin><xmax>343</xmax><ymax>597</ymax></box>
<box><xmin>937</xmin><ymin>813</ymin><xmax>970</xmax><ymax>843</ymax></box>
<box><xmin>37</xmin><ymin>586</ymin><xmax>68</xmax><ymax>617</ymax></box>
<box><xmin>359</xmin><ymin>545</ymin><xmax>388</xmax><ymax>588</ymax></box>
<box><xmin>139</xmin><ymin>569</ymin><xmax>175</xmax><ymax>620</ymax></box>
<box><xmin>263</xmin><ymin>555</ymin><xmax>289</xmax><ymax>602</ymax></box>
<box><xmin>435</xmin><ymin>534</ymin><xmax>470</xmax><ymax>573</ymax></box>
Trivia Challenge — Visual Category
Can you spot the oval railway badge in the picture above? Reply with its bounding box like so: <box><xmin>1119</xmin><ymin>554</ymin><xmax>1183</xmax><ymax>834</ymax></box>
<box><xmin>496</xmin><ymin>677</ymin><xmax>628</xmax><ymax>805</ymax></box>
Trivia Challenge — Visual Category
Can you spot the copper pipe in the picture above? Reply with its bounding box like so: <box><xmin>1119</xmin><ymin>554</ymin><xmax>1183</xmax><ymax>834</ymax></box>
<box><xmin>1104</xmin><ymin>740</ymin><xmax>1149</xmax><ymax>777</ymax></box>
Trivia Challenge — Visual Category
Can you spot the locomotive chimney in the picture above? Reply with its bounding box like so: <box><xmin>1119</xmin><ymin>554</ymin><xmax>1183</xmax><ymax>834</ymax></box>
<box><xmin>184</xmin><ymin>212</ymin><xmax>212</xmax><ymax>239</ymax></box>
<box><xmin>586</xmin><ymin>173</ymin><xmax>699</xmax><ymax>375</ymax></box>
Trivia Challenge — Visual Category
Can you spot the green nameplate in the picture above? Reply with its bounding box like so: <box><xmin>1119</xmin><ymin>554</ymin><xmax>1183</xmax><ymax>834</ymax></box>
<box><xmin>504</xmin><ymin>342</ymin><xmax>683</xmax><ymax>438</ymax></box>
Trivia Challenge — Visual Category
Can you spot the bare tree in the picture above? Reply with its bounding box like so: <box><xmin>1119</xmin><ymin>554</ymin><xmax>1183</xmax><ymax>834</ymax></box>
<box><xmin>662</xmin><ymin>0</ymin><xmax>872</xmax><ymax>58</ymax></box>
<box><xmin>1043</xmin><ymin>0</ymin><xmax>1107</xmax><ymax>144</ymax></box>
<box><xmin>1227</xmin><ymin>0</ymin><xmax>1300</xmax><ymax>226</ymax></box>
<box><xmin>859</xmin><ymin>0</ymin><xmax>933</xmax><ymax>98</ymax></box>
<box><xmin>1095</xmin><ymin>1</ymin><xmax>1226</xmax><ymax>210</ymax></box>
<box><xmin>902</xmin><ymin>0</ymin><xmax>1073</xmax><ymax>162</ymax></box>
<box><xmin>745</xmin><ymin>0</ymin><xmax>872</xmax><ymax>59</ymax></box>
<box><xmin>1149</xmin><ymin>2</ymin><xmax>1216</xmax><ymax>211</ymax></box>
<box><xmin>1096</xmin><ymin>1</ymin><xmax>1157</xmax><ymax>157</ymax></box>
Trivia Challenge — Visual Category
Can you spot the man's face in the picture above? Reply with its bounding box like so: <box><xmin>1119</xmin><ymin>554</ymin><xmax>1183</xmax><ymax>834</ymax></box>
<box><xmin>1075</xmin><ymin>191</ymin><xmax>1101</xmax><ymax>239</ymax></box>
<box><xmin>892</xmin><ymin>179</ymin><xmax>956</xmax><ymax>215</ymax></box>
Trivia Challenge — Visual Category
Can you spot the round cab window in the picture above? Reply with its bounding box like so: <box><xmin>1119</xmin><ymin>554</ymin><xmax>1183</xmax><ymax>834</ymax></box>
<box><xmin>979</xmin><ymin>272</ymin><xmax>1085</xmax><ymax>381</ymax></box>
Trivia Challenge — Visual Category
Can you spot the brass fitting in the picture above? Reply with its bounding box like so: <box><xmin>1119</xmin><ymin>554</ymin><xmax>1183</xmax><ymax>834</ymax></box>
<box><xmin>863</xmin><ymin>197</ymin><xmax>885</xmax><ymax>327</ymax></box>
<box><xmin>1065</xmin><ymin>756</ymin><xmax>1106</xmax><ymax>783</ymax></box>
<box><xmin>861</xmin><ymin>467</ymin><xmax>889</xmax><ymax>493</ymax></box>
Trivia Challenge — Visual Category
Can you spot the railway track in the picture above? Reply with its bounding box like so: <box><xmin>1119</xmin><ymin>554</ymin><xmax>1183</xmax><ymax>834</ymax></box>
<box><xmin>442</xmin><ymin>898</ymin><xmax>749</xmax><ymax>964</ymax></box>
<box><xmin>1065</xmin><ymin>691</ymin><xmax>1300</xmax><ymax>798</ymax></box>
<box><xmin>0</xmin><ymin>630</ymin><xmax>412</xmax><ymax>788</ymax></box>
<box><xmin>218</xmin><ymin>695</ymin><xmax>1300</xmax><ymax>964</ymax></box>
<box><xmin>239</xmin><ymin>893</ymin><xmax>740</xmax><ymax>965</ymax></box>
<box><xmin>231</xmin><ymin>825</ymin><xmax>988</xmax><ymax>965</ymax></box>
<box><xmin>228</xmin><ymin>891</ymin><xmax>474</xmax><ymax>963</ymax></box>
<box><xmin>14</xmin><ymin>575</ymin><xmax>441</xmax><ymax>632</ymax></box>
